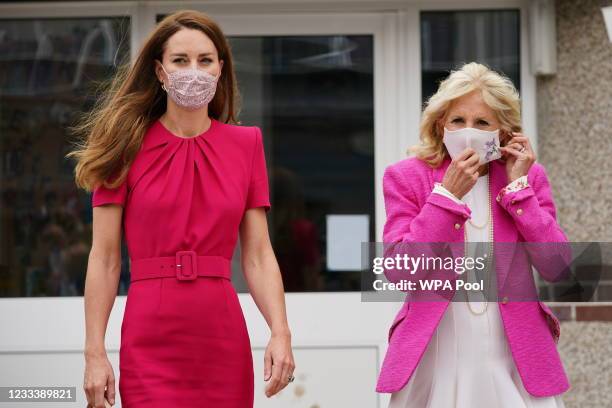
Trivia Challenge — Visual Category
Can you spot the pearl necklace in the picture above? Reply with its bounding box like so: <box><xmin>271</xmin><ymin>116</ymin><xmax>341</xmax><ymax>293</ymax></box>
<box><xmin>463</xmin><ymin>164</ymin><xmax>494</xmax><ymax>315</ymax></box>
<box><xmin>464</xmin><ymin>172</ymin><xmax>489</xmax><ymax>229</ymax></box>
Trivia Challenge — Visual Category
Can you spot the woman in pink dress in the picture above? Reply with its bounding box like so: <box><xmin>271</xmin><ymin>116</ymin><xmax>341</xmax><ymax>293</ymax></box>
<box><xmin>71</xmin><ymin>10</ymin><xmax>295</xmax><ymax>408</ymax></box>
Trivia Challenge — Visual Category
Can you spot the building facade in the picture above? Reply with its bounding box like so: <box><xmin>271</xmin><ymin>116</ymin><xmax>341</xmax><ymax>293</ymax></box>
<box><xmin>0</xmin><ymin>0</ymin><xmax>610</xmax><ymax>406</ymax></box>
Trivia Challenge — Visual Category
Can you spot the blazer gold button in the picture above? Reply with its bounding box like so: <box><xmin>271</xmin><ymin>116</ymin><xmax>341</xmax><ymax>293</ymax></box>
<box><xmin>516</xmin><ymin>208</ymin><xmax>523</xmax><ymax>215</ymax></box>
<box><xmin>502</xmin><ymin>296</ymin><xmax>509</xmax><ymax>304</ymax></box>
<box><xmin>454</xmin><ymin>223</ymin><xmax>461</xmax><ymax>229</ymax></box>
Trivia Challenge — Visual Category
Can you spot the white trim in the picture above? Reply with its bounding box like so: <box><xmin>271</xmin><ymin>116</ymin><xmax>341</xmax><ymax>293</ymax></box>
<box><xmin>0</xmin><ymin>0</ymin><xmax>522</xmax><ymax>14</ymax></box>
<box><xmin>375</xmin><ymin>12</ymin><xmax>401</xmax><ymax>243</ymax></box>
<box><xmin>212</xmin><ymin>12</ymin><xmax>389</xmax><ymax>34</ymax></box>
<box><xmin>603</xmin><ymin>6</ymin><xmax>612</xmax><ymax>43</ymax></box>
<box><xmin>396</xmin><ymin>8</ymin><xmax>422</xmax><ymax>165</ymax></box>
<box><xmin>0</xmin><ymin>293</ymin><xmax>394</xmax><ymax>352</ymax></box>
<box><xmin>519</xmin><ymin>3</ymin><xmax>539</xmax><ymax>155</ymax></box>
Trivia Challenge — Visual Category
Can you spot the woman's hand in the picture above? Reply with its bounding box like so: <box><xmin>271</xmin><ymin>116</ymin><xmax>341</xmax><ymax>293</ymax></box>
<box><xmin>263</xmin><ymin>332</ymin><xmax>295</xmax><ymax>398</ymax></box>
<box><xmin>84</xmin><ymin>350</ymin><xmax>115</xmax><ymax>407</ymax></box>
<box><xmin>500</xmin><ymin>132</ymin><xmax>536</xmax><ymax>182</ymax></box>
<box><xmin>441</xmin><ymin>148</ymin><xmax>481</xmax><ymax>199</ymax></box>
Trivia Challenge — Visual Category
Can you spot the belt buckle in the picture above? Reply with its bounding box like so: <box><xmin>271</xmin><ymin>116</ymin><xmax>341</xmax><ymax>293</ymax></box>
<box><xmin>175</xmin><ymin>250</ymin><xmax>198</xmax><ymax>281</ymax></box>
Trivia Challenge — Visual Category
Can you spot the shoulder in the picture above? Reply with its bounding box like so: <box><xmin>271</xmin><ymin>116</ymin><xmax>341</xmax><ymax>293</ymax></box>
<box><xmin>385</xmin><ymin>156</ymin><xmax>433</xmax><ymax>178</ymax></box>
<box><xmin>215</xmin><ymin>120</ymin><xmax>261</xmax><ymax>143</ymax></box>
<box><xmin>213</xmin><ymin>121</ymin><xmax>264</xmax><ymax>161</ymax></box>
<box><xmin>383</xmin><ymin>156</ymin><xmax>438</xmax><ymax>198</ymax></box>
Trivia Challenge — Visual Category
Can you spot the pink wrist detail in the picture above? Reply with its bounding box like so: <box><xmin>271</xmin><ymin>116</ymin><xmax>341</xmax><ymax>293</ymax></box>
<box><xmin>496</xmin><ymin>175</ymin><xmax>528</xmax><ymax>202</ymax></box>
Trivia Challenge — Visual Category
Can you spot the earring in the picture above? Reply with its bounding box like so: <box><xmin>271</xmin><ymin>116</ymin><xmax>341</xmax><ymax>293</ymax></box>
<box><xmin>161</xmin><ymin>82</ymin><xmax>167</xmax><ymax>92</ymax></box>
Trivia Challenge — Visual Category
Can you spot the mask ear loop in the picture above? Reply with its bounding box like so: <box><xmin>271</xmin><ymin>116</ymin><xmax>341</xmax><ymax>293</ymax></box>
<box><xmin>158</xmin><ymin>61</ymin><xmax>169</xmax><ymax>92</ymax></box>
<box><xmin>498</xmin><ymin>129</ymin><xmax>510</xmax><ymax>162</ymax></box>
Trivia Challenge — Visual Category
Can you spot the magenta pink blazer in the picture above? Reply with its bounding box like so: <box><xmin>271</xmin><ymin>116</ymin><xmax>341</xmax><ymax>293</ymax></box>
<box><xmin>376</xmin><ymin>156</ymin><xmax>571</xmax><ymax>397</ymax></box>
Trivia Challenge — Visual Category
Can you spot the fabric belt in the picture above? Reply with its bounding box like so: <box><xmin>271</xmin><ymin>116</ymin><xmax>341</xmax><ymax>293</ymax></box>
<box><xmin>130</xmin><ymin>251</ymin><xmax>231</xmax><ymax>282</ymax></box>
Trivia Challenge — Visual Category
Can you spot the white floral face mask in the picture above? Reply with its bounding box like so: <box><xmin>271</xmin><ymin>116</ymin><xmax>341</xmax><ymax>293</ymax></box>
<box><xmin>443</xmin><ymin>127</ymin><xmax>502</xmax><ymax>165</ymax></box>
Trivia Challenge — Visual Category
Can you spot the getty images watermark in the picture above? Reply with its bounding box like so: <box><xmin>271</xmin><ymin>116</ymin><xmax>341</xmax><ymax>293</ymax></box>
<box><xmin>360</xmin><ymin>242</ymin><xmax>610</xmax><ymax>303</ymax></box>
<box><xmin>372</xmin><ymin>251</ymin><xmax>489</xmax><ymax>292</ymax></box>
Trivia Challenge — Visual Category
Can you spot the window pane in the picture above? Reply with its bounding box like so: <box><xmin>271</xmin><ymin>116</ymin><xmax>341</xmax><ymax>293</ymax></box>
<box><xmin>229</xmin><ymin>35</ymin><xmax>375</xmax><ymax>292</ymax></box>
<box><xmin>0</xmin><ymin>17</ymin><xmax>131</xmax><ymax>297</ymax></box>
<box><xmin>420</xmin><ymin>10</ymin><xmax>521</xmax><ymax>105</ymax></box>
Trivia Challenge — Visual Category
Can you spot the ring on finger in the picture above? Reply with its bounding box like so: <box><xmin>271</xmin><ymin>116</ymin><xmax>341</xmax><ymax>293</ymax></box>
<box><xmin>288</xmin><ymin>374</ymin><xmax>295</xmax><ymax>383</ymax></box>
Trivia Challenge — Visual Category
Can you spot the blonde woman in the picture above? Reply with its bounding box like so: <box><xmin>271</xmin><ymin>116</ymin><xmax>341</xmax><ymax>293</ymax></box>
<box><xmin>376</xmin><ymin>62</ymin><xmax>570</xmax><ymax>407</ymax></box>
<box><xmin>70</xmin><ymin>10</ymin><xmax>294</xmax><ymax>408</ymax></box>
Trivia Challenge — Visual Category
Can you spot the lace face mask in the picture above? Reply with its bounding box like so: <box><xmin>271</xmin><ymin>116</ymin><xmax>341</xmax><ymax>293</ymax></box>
<box><xmin>160</xmin><ymin>63</ymin><xmax>220</xmax><ymax>110</ymax></box>
<box><xmin>443</xmin><ymin>127</ymin><xmax>502</xmax><ymax>165</ymax></box>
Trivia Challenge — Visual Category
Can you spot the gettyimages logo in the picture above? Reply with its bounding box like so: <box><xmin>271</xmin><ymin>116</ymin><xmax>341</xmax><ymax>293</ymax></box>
<box><xmin>360</xmin><ymin>242</ymin><xmax>609</xmax><ymax>303</ymax></box>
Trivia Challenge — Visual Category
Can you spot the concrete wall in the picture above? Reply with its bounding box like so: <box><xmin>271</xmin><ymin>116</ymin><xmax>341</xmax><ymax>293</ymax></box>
<box><xmin>539</xmin><ymin>2</ymin><xmax>612</xmax><ymax>406</ymax></box>
<box><xmin>537</xmin><ymin>0</ymin><xmax>612</xmax><ymax>242</ymax></box>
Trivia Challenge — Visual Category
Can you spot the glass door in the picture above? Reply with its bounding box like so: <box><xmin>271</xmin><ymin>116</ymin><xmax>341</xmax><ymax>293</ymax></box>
<box><xmin>229</xmin><ymin>34</ymin><xmax>375</xmax><ymax>293</ymax></box>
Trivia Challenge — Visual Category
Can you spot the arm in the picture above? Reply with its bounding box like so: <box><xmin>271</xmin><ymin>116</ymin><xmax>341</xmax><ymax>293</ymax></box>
<box><xmin>383</xmin><ymin>164</ymin><xmax>471</xmax><ymax>244</ymax></box>
<box><xmin>239</xmin><ymin>126</ymin><xmax>295</xmax><ymax>398</ymax></box>
<box><xmin>83</xmin><ymin>177</ymin><xmax>127</xmax><ymax>407</ymax></box>
<box><xmin>84</xmin><ymin>205</ymin><xmax>122</xmax><ymax>407</ymax></box>
<box><xmin>432</xmin><ymin>182</ymin><xmax>465</xmax><ymax>205</ymax></box>
<box><xmin>382</xmin><ymin>163</ymin><xmax>471</xmax><ymax>285</ymax></box>
<box><xmin>497</xmin><ymin>164</ymin><xmax>572</xmax><ymax>282</ymax></box>
<box><xmin>85</xmin><ymin>206</ymin><xmax>122</xmax><ymax>357</ymax></box>
<box><xmin>239</xmin><ymin>208</ymin><xmax>295</xmax><ymax>398</ymax></box>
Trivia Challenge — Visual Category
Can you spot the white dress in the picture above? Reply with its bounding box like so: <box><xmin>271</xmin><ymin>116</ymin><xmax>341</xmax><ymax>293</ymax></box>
<box><xmin>388</xmin><ymin>173</ymin><xmax>566</xmax><ymax>408</ymax></box>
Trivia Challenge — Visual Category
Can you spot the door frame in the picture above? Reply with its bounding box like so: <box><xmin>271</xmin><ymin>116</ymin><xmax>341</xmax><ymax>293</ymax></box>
<box><xmin>148</xmin><ymin>11</ymin><xmax>403</xmax><ymax>407</ymax></box>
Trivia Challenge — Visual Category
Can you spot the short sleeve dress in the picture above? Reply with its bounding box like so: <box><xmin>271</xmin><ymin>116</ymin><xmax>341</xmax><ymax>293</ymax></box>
<box><xmin>91</xmin><ymin>117</ymin><xmax>271</xmax><ymax>408</ymax></box>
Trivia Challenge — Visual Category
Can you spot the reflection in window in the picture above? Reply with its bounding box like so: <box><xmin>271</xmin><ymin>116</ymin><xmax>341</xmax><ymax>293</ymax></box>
<box><xmin>229</xmin><ymin>36</ymin><xmax>375</xmax><ymax>292</ymax></box>
<box><xmin>420</xmin><ymin>10</ymin><xmax>521</xmax><ymax>105</ymax></box>
<box><xmin>0</xmin><ymin>17</ymin><xmax>130</xmax><ymax>297</ymax></box>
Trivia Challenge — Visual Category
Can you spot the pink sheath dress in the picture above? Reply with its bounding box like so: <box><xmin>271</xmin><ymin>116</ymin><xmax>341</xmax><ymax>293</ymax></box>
<box><xmin>91</xmin><ymin>118</ymin><xmax>271</xmax><ymax>407</ymax></box>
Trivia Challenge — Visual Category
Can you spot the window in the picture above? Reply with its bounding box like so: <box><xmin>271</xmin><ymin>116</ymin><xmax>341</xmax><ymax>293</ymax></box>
<box><xmin>229</xmin><ymin>35</ymin><xmax>375</xmax><ymax>292</ymax></box>
<box><xmin>420</xmin><ymin>9</ymin><xmax>521</xmax><ymax>105</ymax></box>
<box><xmin>0</xmin><ymin>17</ymin><xmax>131</xmax><ymax>297</ymax></box>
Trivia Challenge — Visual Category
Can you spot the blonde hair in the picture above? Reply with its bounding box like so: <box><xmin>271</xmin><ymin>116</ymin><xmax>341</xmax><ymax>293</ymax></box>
<box><xmin>67</xmin><ymin>10</ymin><xmax>240</xmax><ymax>192</ymax></box>
<box><xmin>410</xmin><ymin>62</ymin><xmax>522</xmax><ymax>167</ymax></box>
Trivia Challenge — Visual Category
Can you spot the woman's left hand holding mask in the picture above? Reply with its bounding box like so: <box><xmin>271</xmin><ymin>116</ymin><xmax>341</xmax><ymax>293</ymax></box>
<box><xmin>500</xmin><ymin>132</ymin><xmax>536</xmax><ymax>182</ymax></box>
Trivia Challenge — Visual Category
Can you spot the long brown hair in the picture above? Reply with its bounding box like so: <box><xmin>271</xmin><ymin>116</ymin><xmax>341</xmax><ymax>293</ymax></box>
<box><xmin>67</xmin><ymin>10</ymin><xmax>240</xmax><ymax>191</ymax></box>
